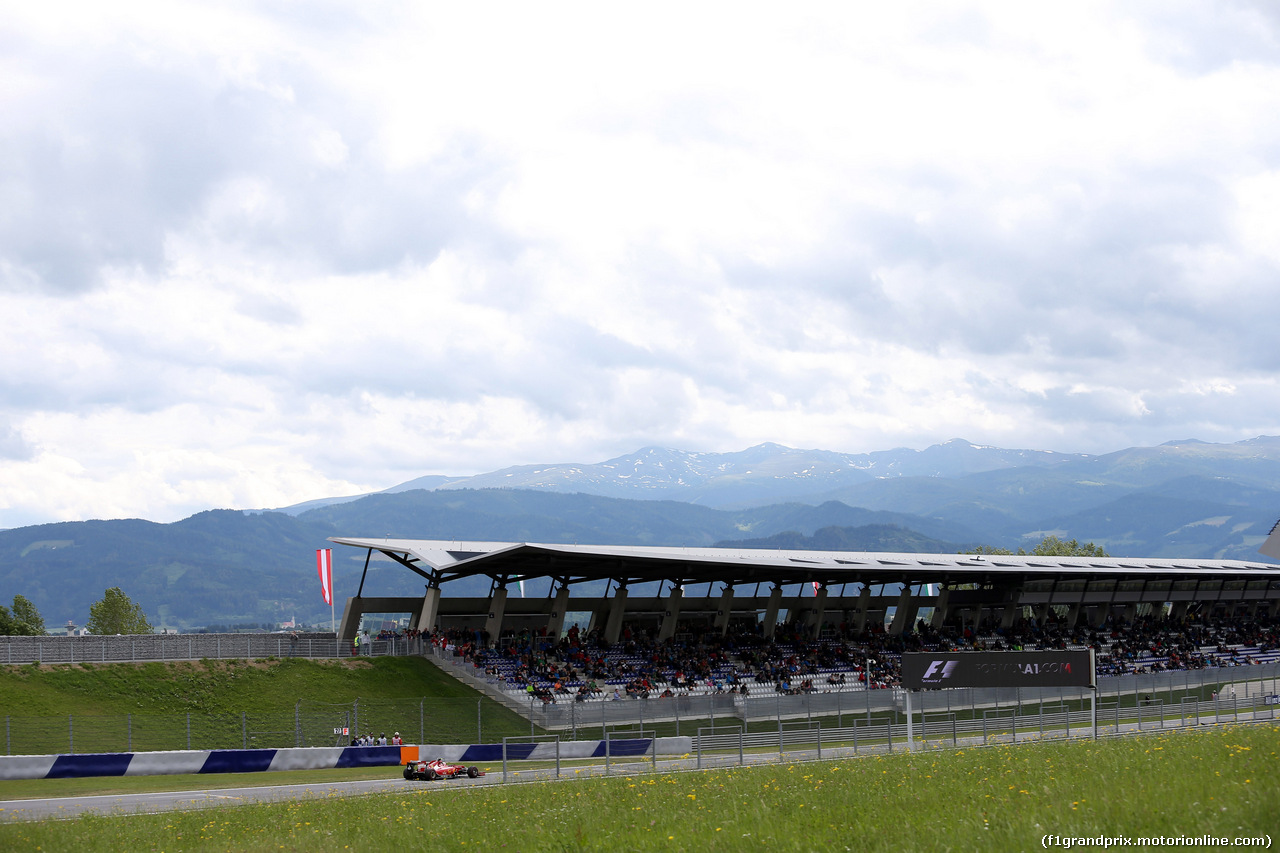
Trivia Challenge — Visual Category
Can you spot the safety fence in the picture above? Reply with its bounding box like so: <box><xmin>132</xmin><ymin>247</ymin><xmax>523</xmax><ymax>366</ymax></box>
<box><xmin>5</xmin><ymin>652</ymin><xmax>1277</xmax><ymax>757</ymax></box>
<box><xmin>430</xmin><ymin>639</ymin><xmax>1280</xmax><ymax>737</ymax></box>
<box><xmin>1</xmin><ymin>698</ymin><xmax>533</xmax><ymax>757</ymax></box>
<box><xmin>0</xmin><ymin>633</ymin><xmax>424</xmax><ymax>664</ymax></box>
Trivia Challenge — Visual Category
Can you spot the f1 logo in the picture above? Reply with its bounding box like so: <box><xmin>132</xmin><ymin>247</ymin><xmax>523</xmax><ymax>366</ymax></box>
<box><xmin>922</xmin><ymin>660</ymin><xmax>958</xmax><ymax>680</ymax></box>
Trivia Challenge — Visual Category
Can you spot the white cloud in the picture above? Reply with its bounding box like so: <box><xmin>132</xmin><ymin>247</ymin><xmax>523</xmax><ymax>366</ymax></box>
<box><xmin>2</xmin><ymin>1</ymin><xmax>1280</xmax><ymax>526</ymax></box>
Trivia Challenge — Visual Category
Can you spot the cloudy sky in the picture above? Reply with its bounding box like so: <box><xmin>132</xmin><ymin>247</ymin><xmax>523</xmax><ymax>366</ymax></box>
<box><xmin>3</xmin><ymin>1</ymin><xmax>1280</xmax><ymax>528</ymax></box>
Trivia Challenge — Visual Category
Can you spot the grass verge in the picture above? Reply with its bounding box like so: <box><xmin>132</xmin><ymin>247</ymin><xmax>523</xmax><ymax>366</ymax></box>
<box><xmin>0</xmin><ymin>723</ymin><xmax>1275</xmax><ymax>852</ymax></box>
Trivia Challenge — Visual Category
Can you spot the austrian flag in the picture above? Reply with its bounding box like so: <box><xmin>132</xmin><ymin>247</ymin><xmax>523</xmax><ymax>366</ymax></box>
<box><xmin>316</xmin><ymin>548</ymin><xmax>334</xmax><ymax>605</ymax></box>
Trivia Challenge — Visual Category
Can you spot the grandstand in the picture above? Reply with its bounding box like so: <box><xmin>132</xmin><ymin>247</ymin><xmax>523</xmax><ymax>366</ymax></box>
<box><xmin>330</xmin><ymin>538</ymin><xmax>1280</xmax><ymax>711</ymax></box>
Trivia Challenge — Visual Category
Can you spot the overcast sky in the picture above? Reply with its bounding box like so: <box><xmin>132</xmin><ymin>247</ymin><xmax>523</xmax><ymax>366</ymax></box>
<box><xmin>3</xmin><ymin>1</ymin><xmax>1280</xmax><ymax>528</ymax></box>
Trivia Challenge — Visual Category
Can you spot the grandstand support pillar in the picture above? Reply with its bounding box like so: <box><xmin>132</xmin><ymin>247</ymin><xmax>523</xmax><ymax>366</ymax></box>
<box><xmin>603</xmin><ymin>586</ymin><xmax>629</xmax><ymax>645</ymax></box>
<box><xmin>930</xmin><ymin>587</ymin><xmax>951</xmax><ymax>629</ymax></box>
<box><xmin>1170</xmin><ymin>600</ymin><xmax>1189</xmax><ymax>621</ymax></box>
<box><xmin>1033</xmin><ymin>602</ymin><xmax>1051</xmax><ymax>626</ymax></box>
<box><xmin>545</xmin><ymin>585</ymin><xmax>571</xmax><ymax>640</ymax></box>
<box><xmin>999</xmin><ymin>589</ymin><xmax>1020</xmax><ymax>630</ymax></box>
<box><xmin>483</xmin><ymin>586</ymin><xmax>508</xmax><ymax>647</ymax></box>
<box><xmin>338</xmin><ymin>597</ymin><xmax>364</xmax><ymax>640</ymax></box>
<box><xmin>414</xmin><ymin>587</ymin><xmax>440</xmax><ymax>634</ymax></box>
<box><xmin>889</xmin><ymin>586</ymin><xmax>916</xmax><ymax>635</ymax></box>
<box><xmin>763</xmin><ymin>586</ymin><xmax>783</xmax><ymax>639</ymax></box>
<box><xmin>1093</xmin><ymin>603</ymin><xmax>1111</xmax><ymax>629</ymax></box>
<box><xmin>805</xmin><ymin>585</ymin><xmax>828</xmax><ymax>635</ymax></box>
<box><xmin>1120</xmin><ymin>603</ymin><xmax>1136</xmax><ymax>625</ymax></box>
<box><xmin>658</xmin><ymin>586</ymin><xmax>684</xmax><ymax>642</ymax></box>
<box><xmin>852</xmin><ymin>586</ymin><xmax>871</xmax><ymax>634</ymax></box>
<box><xmin>713</xmin><ymin>586</ymin><xmax>735</xmax><ymax>636</ymax></box>
<box><xmin>1065</xmin><ymin>602</ymin><xmax>1082</xmax><ymax>630</ymax></box>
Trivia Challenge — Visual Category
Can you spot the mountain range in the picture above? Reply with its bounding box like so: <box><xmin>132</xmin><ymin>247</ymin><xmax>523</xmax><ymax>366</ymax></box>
<box><xmin>2</xmin><ymin>436</ymin><xmax>1278</xmax><ymax>631</ymax></box>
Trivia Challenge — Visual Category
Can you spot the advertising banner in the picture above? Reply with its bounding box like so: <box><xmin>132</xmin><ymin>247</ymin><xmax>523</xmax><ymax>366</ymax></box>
<box><xmin>902</xmin><ymin>650</ymin><xmax>1095</xmax><ymax>689</ymax></box>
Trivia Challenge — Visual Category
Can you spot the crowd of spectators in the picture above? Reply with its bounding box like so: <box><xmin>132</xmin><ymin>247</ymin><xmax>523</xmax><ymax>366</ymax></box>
<box><xmin>424</xmin><ymin>609</ymin><xmax>1279</xmax><ymax>701</ymax></box>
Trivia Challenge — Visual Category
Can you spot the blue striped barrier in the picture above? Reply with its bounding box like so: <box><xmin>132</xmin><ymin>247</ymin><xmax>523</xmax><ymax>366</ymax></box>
<box><xmin>0</xmin><ymin>738</ymin><xmax>692</xmax><ymax>780</ymax></box>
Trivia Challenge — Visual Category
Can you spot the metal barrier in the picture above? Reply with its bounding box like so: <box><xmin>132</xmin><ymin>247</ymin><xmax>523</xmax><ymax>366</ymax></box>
<box><xmin>1</xmin><ymin>697</ymin><xmax>534</xmax><ymax>756</ymax></box>
<box><xmin>685</xmin><ymin>693</ymin><xmax>1280</xmax><ymax>768</ymax></box>
<box><xmin>0</xmin><ymin>633</ymin><xmax>425</xmax><ymax>664</ymax></box>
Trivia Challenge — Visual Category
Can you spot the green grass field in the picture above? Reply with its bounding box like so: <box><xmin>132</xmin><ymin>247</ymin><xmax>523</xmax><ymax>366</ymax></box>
<box><xmin>0</xmin><ymin>657</ymin><xmax>481</xmax><ymax>717</ymax></box>
<box><xmin>0</xmin><ymin>657</ymin><xmax>536</xmax><ymax>753</ymax></box>
<box><xmin>1</xmin><ymin>723</ymin><xmax>1275</xmax><ymax>852</ymax></box>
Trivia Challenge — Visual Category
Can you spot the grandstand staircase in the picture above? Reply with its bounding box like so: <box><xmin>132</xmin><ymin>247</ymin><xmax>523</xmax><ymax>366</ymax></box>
<box><xmin>419</xmin><ymin>648</ymin><xmax>538</xmax><ymax>720</ymax></box>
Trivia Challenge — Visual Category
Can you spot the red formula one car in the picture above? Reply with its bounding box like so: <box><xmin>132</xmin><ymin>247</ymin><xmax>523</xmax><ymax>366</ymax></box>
<box><xmin>403</xmin><ymin>757</ymin><xmax>484</xmax><ymax>781</ymax></box>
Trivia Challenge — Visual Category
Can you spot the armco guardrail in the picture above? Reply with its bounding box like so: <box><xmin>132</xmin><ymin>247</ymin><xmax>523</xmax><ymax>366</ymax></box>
<box><xmin>0</xmin><ymin>633</ymin><xmax>424</xmax><ymax>664</ymax></box>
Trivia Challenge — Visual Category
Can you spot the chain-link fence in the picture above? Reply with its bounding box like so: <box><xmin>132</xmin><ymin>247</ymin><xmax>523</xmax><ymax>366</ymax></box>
<box><xmin>1</xmin><ymin>697</ymin><xmax>538</xmax><ymax>756</ymax></box>
<box><xmin>0</xmin><ymin>633</ymin><xmax>423</xmax><ymax>664</ymax></box>
<box><xmin>5</xmin><ymin>654</ymin><xmax>1277</xmax><ymax>757</ymax></box>
<box><xmin>447</xmin><ymin>650</ymin><xmax>1280</xmax><ymax>741</ymax></box>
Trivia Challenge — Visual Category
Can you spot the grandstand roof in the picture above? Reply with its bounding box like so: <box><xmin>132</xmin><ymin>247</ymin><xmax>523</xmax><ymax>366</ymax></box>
<box><xmin>329</xmin><ymin>538</ymin><xmax>1280</xmax><ymax>590</ymax></box>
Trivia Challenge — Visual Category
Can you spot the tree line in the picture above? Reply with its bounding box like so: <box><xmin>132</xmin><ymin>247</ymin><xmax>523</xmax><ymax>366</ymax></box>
<box><xmin>0</xmin><ymin>587</ymin><xmax>152</xmax><ymax>636</ymax></box>
<box><xmin>966</xmin><ymin>535</ymin><xmax>1109</xmax><ymax>557</ymax></box>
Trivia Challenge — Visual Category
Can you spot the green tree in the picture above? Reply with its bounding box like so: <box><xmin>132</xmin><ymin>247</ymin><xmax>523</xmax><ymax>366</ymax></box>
<box><xmin>0</xmin><ymin>595</ymin><xmax>46</xmax><ymax>636</ymax></box>
<box><xmin>86</xmin><ymin>587</ymin><xmax>153</xmax><ymax>635</ymax></box>
<box><xmin>11</xmin><ymin>594</ymin><xmax>45</xmax><ymax>635</ymax></box>
<box><xmin>1030</xmin><ymin>535</ymin><xmax>1108</xmax><ymax>557</ymax></box>
<box><xmin>965</xmin><ymin>536</ymin><xmax>1109</xmax><ymax>558</ymax></box>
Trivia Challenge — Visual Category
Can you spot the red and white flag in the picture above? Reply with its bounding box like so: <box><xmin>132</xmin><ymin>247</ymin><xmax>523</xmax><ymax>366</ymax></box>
<box><xmin>316</xmin><ymin>548</ymin><xmax>334</xmax><ymax>605</ymax></box>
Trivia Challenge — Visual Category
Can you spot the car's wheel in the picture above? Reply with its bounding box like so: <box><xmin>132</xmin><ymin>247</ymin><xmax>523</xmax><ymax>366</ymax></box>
<box><xmin>403</xmin><ymin>766</ymin><xmax>414</xmax><ymax>780</ymax></box>
<box><xmin>466</xmin><ymin>766</ymin><xmax>479</xmax><ymax>778</ymax></box>
<box><xmin>424</xmin><ymin>768</ymin><xmax>437</xmax><ymax>781</ymax></box>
